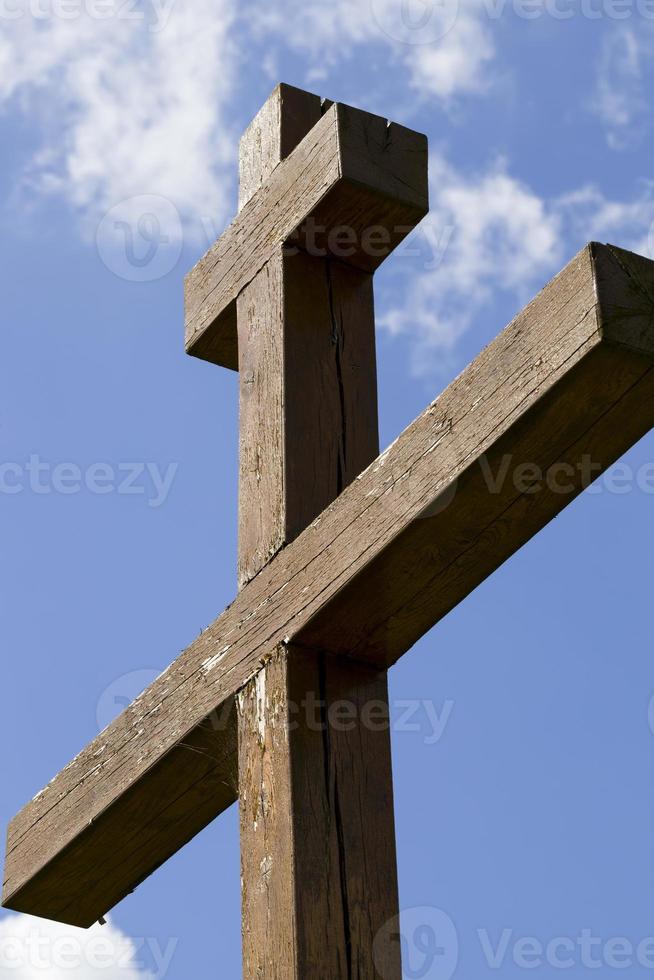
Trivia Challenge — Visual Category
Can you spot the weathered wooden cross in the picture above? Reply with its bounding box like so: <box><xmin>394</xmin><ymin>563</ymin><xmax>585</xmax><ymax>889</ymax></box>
<box><xmin>5</xmin><ymin>83</ymin><xmax>654</xmax><ymax>978</ymax></box>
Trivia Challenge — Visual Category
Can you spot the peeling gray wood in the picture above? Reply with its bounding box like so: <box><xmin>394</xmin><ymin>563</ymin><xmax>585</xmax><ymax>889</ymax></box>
<box><xmin>238</xmin><ymin>646</ymin><xmax>400</xmax><ymax>979</ymax></box>
<box><xmin>5</xmin><ymin>242</ymin><xmax>654</xmax><ymax>928</ymax></box>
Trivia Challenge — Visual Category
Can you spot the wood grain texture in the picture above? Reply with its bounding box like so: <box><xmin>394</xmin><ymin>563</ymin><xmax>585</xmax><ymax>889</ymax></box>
<box><xmin>185</xmin><ymin>100</ymin><xmax>428</xmax><ymax>369</ymax></box>
<box><xmin>237</xmin><ymin>250</ymin><xmax>378</xmax><ymax>587</ymax></box>
<box><xmin>237</xmin><ymin>87</ymin><xmax>396</xmax><ymax>980</ymax></box>
<box><xmin>236</xmin><ymin>83</ymin><xmax>378</xmax><ymax>589</ymax></box>
<box><xmin>192</xmin><ymin>84</ymin><xmax>323</xmax><ymax>371</ymax></box>
<box><xmin>238</xmin><ymin>646</ymin><xmax>400</xmax><ymax>979</ymax></box>
<box><xmin>6</xmin><ymin>242</ymin><xmax>654</xmax><ymax>928</ymax></box>
<box><xmin>238</xmin><ymin>83</ymin><xmax>322</xmax><ymax>210</ymax></box>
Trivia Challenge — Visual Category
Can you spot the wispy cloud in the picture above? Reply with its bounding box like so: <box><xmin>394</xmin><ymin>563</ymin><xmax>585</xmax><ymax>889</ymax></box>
<box><xmin>557</xmin><ymin>181</ymin><xmax>654</xmax><ymax>255</ymax></box>
<box><xmin>379</xmin><ymin>154</ymin><xmax>563</xmax><ymax>373</ymax></box>
<box><xmin>592</xmin><ymin>27</ymin><xmax>648</xmax><ymax>150</ymax></box>
<box><xmin>252</xmin><ymin>0</ymin><xmax>496</xmax><ymax>101</ymax></box>
<box><xmin>407</xmin><ymin>13</ymin><xmax>495</xmax><ymax>98</ymax></box>
<box><xmin>378</xmin><ymin>155</ymin><xmax>654</xmax><ymax>374</ymax></box>
<box><xmin>0</xmin><ymin>0</ymin><xmax>239</xmax><ymax>241</ymax></box>
<box><xmin>2</xmin><ymin>0</ymin><xmax>654</xmax><ymax>373</ymax></box>
<box><xmin>0</xmin><ymin>0</ymin><xmax>499</xmax><ymax>247</ymax></box>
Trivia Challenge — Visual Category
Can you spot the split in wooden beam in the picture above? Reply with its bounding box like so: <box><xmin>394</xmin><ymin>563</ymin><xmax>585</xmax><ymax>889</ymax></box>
<box><xmin>5</xmin><ymin>242</ymin><xmax>654</xmax><ymax>928</ymax></box>
<box><xmin>235</xmin><ymin>82</ymin><xmax>400</xmax><ymax>979</ymax></box>
<box><xmin>238</xmin><ymin>645</ymin><xmax>400</xmax><ymax>977</ymax></box>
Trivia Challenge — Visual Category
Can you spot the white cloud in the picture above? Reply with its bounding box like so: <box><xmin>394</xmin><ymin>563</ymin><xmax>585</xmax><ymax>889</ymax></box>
<box><xmin>592</xmin><ymin>28</ymin><xmax>648</xmax><ymax>150</ymax></box>
<box><xmin>2</xmin><ymin>0</ymin><xmax>654</xmax><ymax>373</ymax></box>
<box><xmin>557</xmin><ymin>182</ymin><xmax>654</xmax><ymax>256</ymax></box>
<box><xmin>407</xmin><ymin>13</ymin><xmax>495</xmax><ymax>99</ymax></box>
<box><xmin>378</xmin><ymin>155</ymin><xmax>654</xmax><ymax>374</ymax></box>
<box><xmin>0</xmin><ymin>0</ymin><xmax>498</xmax><ymax>245</ymax></box>
<box><xmin>379</xmin><ymin>154</ymin><xmax>563</xmax><ymax>372</ymax></box>
<box><xmin>252</xmin><ymin>0</ymin><xmax>496</xmax><ymax>101</ymax></box>
<box><xmin>0</xmin><ymin>913</ymin><xmax>176</xmax><ymax>979</ymax></box>
<box><xmin>0</xmin><ymin>0</ymin><xmax>499</xmax><ymax>251</ymax></box>
<box><xmin>0</xmin><ymin>0</ymin><xmax>238</xmax><ymax>241</ymax></box>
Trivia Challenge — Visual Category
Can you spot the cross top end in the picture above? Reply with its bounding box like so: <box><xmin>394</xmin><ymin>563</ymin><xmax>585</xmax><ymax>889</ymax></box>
<box><xmin>184</xmin><ymin>82</ymin><xmax>429</xmax><ymax>371</ymax></box>
<box><xmin>238</xmin><ymin>83</ymin><xmax>330</xmax><ymax>210</ymax></box>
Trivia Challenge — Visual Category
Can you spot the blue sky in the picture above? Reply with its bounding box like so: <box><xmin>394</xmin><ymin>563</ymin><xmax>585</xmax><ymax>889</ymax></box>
<box><xmin>2</xmin><ymin>1</ymin><xmax>654</xmax><ymax>977</ymax></box>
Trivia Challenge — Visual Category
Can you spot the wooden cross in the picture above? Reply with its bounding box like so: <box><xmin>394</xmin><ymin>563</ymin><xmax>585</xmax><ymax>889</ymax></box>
<box><xmin>5</xmin><ymin>83</ymin><xmax>654</xmax><ymax>980</ymax></box>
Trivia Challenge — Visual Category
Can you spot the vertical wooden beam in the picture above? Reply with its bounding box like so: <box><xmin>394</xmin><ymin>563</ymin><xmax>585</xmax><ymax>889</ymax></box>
<box><xmin>236</xmin><ymin>84</ymin><xmax>379</xmax><ymax>589</ymax></box>
<box><xmin>236</xmin><ymin>85</ymin><xmax>401</xmax><ymax>979</ymax></box>
<box><xmin>238</xmin><ymin>646</ymin><xmax>400</xmax><ymax>978</ymax></box>
<box><xmin>238</xmin><ymin>84</ymin><xmax>322</xmax><ymax>209</ymax></box>
<box><xmin>237</xmin><ymin>250</ymin><xmax>379</xmax><ymax>586</ymax></box>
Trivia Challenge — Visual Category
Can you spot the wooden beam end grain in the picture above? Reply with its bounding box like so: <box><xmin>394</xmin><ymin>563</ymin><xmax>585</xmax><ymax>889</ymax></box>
<box><xmin>336</xmin><ymin>101</ymin><xmax>429</xmax><ymax>216</ymax></box>
<box><xmin>592</xmin><ymin>241</ymin><xmax>654</xmax><ymax>357</ymax></box>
